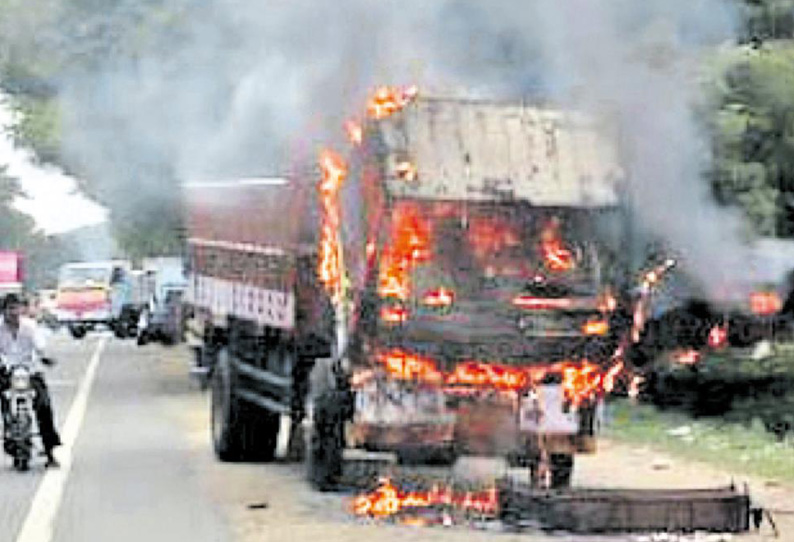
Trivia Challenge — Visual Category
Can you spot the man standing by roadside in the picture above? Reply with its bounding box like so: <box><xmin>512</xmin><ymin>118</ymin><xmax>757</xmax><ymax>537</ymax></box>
<box><xmin>0</xmin><ymin>294</ymin><xmax>61</xmax><ymax>467</ymax></box>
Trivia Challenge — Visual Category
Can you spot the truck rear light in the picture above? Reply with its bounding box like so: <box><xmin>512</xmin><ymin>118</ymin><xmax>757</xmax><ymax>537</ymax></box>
<box><xmin>581</xmin><ymin>319</ymin><xmax>609</xmax><ymax>336</ymax></box>
<box><xmin>512</xmin><ymin>296</ymin><xmax>573</xmax><ymax>310</ymax></box>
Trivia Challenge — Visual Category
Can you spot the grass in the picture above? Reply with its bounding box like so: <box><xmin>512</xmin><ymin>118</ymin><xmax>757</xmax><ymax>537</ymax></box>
<box><xmin>603</xmin><ymin>398</ymin><xmax>794</xmax><ymax>485</ymax></box>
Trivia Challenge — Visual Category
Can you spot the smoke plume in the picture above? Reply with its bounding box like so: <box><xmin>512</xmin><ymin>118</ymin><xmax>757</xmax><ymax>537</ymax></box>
<box><xmin>29</xmin><ymin>0</ymin><xmax>750</xmax><ymax>297</ymax></box>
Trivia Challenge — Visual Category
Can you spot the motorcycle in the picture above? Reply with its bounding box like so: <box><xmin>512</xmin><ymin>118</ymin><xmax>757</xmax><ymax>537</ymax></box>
<box><xmin>0</xmin><ymin>356</ymin><xmax>47</xmax><ymax>471</ymax></box>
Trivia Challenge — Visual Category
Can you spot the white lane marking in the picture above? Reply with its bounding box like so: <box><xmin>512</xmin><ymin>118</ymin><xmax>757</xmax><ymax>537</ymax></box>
<box><xmin>15</xmin><ymin>336</ymin><xmax>109</xmax><ymax>542</ymax></box>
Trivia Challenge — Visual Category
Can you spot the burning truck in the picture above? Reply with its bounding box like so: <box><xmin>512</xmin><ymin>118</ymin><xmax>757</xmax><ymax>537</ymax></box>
<box><xmin>184</xmin><ymin>91</ymin><xmax>637</xmax><ymax>491</ymax></box>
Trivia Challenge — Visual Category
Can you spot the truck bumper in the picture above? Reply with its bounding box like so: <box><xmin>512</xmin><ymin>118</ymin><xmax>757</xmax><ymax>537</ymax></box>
<box><xmin>350</xmin><ymin>383</ymin><xmax>598</xmax><ymax>457</ymax></box>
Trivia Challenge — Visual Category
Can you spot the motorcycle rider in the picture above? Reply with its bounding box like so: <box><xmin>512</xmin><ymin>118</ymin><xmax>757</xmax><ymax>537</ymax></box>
<box><xmin>0</xmin><ymin>294</ymin><xmax>61</xmax><ymax>467</ymax></box>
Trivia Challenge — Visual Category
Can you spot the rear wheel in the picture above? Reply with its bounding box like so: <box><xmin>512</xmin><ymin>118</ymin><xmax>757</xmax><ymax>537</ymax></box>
<box><xmin>211</xmin><ymin>348</ymin><xmax>279</xmax><ymax>462</ymax></box>
<box><xmin>69</xmin><ymin>325</ymin><xmax>87</xmax><ymax>340</ymax></box>
<box><xmin>113</xmin><ymin>322</ymin><xmax>127</xmax><ymax>339</ymax></box>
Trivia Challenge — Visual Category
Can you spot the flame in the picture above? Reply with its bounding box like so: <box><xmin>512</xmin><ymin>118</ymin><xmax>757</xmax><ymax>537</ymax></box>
<box><xmin>673</xmin><ymin>349</ymin><xmax>701</xmax><ymax>365</ymax></box>
<box><xmin>447</xmin><ymin>361</ymin><xmax>529</xmax><ymax>391</ymax></box>
<box><xmin>367</xmin><ymin>85</ymin><xmax>418</xmax><ymax>120</ymax></box>
<box><xmin>598</xmin><ymin>290</ymin><xmax>618</xmax><ymax>313</ymax></box>
<box><xmin>421</xmin><ymin>287</ymin><xmax>455</xmax><ymax>308</ymax></box>
<box><xmin>750</xmin><ymin>291</ymin><xmax>781</xmax><ymax>316</ymax></box>
<box><xmin>352</xmin><ymin>478</ymin><xmax>498</xmax><ymax>519</ymax></box>
<box><xmin>512</xmin><ymin>295</ymin><xmax>574</xmax><ymax>310</ymax></box>
<box><xmin>602</xmin><ymin>361</ymin><xmax>624</xmax><ymax>394</ymax></box>
<box><xmin>560</xmin><ymin>362</ymin><xmax>603</xmax><ymax>407</ymax></box>
<box><xmin>377</xmin><ymin>202</ymin><xmax>432</xmax><ymax>301</ymax></box>
<box><xmin>317</xmin><ymin>149</ymin><xmax>348</xmax><ymax>303</ymax></box>
<box><xmin>374</xmin><ymin>349</ymin><xmax>621</xmax><ymax>405</ymax></box>
<box><xmin>375</xmin><ymin>350</ymin><xmax>444</xmax><ymax>384</ymax></box>
<box><xmin>708</xmin><ymin>324</ymin><xmax>728</xmax><ymax>349</ymax></box>
<box><xmin>582</xmin><ymin>319</ymin><xmax>609</xmax><ymax>336</ymax></box>
<box><xmin>467</xmin><ymin>217</ymin><xmax>520</xmax><ymax>261</ymax></box>
<box><xmin>632</xmin><ymin>258</ymin><xmax>677</xmax><ymax>343</ymax></box>
<box><xmin>539</xmin><ymin>218</ymin><xmax>574</xmax><ymax>272</ymax></box>
<box><xmin>344</xmin><ymin>120</ymin><xmax>363</xmax><ymax>146</ymax></box>
<box><xmin>380</xmin><ymin>305</ymin><xmax>408</xmax><ymax>324</ymax></box>
<box><xmin>395</xmin><ymin>161</ymin><xmax>418</xmax><ymax>182</ymax></box>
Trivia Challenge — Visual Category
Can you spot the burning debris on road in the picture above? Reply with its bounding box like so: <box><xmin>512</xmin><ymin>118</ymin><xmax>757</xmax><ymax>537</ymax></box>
<box><xmin>344</xmin><ymin>472</ymin><xmax>753</xmax><ymax>536</ymax></box>
<box><xmin>351</xmin><ymin>477</ymin><xmax>498</xmax><ymax>523</ymax></box>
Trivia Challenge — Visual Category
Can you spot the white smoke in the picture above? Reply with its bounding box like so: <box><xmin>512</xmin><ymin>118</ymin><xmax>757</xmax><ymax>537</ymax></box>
<box><xmin>50</xmin><ymin>0</ymin><xmax>751</xmax><ymax>299</ymax></box>
<box><xmin>523</xmin><ymin>0</ymin><xmax>751</xmax><ymax>302</ymax></box>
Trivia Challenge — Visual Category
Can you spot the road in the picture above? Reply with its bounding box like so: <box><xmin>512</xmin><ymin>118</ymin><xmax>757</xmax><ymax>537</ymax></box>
<box><xmin>1</xmin><ymin>333</ymin><xmax>791</xmax><ymax>542</ymax></box>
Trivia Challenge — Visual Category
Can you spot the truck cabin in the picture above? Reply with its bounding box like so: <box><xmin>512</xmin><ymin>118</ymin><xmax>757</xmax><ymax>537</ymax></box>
<box><xmin>57</xmin><ymin>262</ymin><xmax>127</xmax><ymax>291</ymax></box>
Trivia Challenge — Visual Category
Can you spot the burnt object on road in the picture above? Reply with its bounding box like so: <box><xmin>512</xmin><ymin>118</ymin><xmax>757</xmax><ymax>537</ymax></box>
<box><xmin>498</xmin><ymin>480</ymin><xmax>750</xmax><ymax>533</ymax></box>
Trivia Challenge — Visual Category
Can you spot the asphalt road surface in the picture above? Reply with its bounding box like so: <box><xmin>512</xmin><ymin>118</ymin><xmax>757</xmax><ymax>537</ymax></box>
<box><xmin>1</xmin><ymin>332</ymin><xmax>790</xmax><ymax>542</ymax></box>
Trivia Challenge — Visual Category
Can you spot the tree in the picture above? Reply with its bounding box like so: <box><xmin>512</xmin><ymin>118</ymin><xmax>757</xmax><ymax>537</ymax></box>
<box><xmin>706</xmin><ymin>43</ymin><xmax>794</xmax><ymax>236</ymax></box>
<box><xmin>0</xmin><ymin>167</ymin><xmax>75</xmax><ymax>288</ymax></box>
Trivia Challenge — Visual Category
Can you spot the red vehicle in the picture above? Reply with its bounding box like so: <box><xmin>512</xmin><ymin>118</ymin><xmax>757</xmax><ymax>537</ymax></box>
<box><xmin>0</xmin><ymin>251</ymin><xmax>23</xmax><ymax>297</ymax></box>
<box><xmin>185</xmin><ymin>95</ymin><xmax>630</xmax><ymax>490</ymax></box>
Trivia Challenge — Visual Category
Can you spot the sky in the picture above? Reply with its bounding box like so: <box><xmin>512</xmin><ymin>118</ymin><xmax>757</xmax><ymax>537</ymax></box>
<box><xmin>0</xmin><ymin>93</ymin><xmax>107</xmax><ymax>235</ymax></box>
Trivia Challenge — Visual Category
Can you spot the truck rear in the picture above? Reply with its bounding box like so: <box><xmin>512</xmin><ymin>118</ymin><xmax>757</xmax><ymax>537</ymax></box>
<box><xmin>185</xmin><ymin>95</ymin><xmax>629</xmax><ymax>490</ymax></box>
<box><xmin>137</xmin><ymin>257</ymin><xmax>188</xmax><ymax>345</ymax></box>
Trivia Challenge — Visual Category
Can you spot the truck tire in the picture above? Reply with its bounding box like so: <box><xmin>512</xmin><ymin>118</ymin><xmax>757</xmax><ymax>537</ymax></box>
<box><xmin>113</xmin><ymin>322</ymin><xmax>128</xmax><ymax>339</ymax></box>
<box><xmin>211</xmin><ymin>348</ymin><xmax>280</xmax><ymax>462</ymax></box>
<box><xmin>306</xmin><ymin>359</ymin><xmax>346</xmax><ymax>491</ymax></box>
<box><xmin>550</xmin><ymin>454</ymin><xmax>574</xmax><ymax>489</ymax></box>
<box><xmin>69</xmin><ymin>326</ymin><xmax>86</xmax><ymax>340</ymax></box>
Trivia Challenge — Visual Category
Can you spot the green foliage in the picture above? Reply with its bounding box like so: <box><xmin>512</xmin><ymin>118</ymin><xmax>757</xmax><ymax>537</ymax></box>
<box><xmin>706</xmin><ymin>43</ymin><xmax>794</xmax><ymax>235</ymax></box>
<box><xmin>8</xmin><ymin>96</ymin><xmax>62</xmax><ymax>166</ymax></box>
<box><xmin>0</xmin><ymin>168</ymin><xmax>75</xmax><ymax>288</ymax></box>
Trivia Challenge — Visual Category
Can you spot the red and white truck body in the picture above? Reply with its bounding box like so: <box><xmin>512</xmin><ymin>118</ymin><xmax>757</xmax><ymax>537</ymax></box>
<box><xmin>185</xmin><ymin>96</ymin><xmax>628</xmax><ymax>489</ymax></box>
<box><xmin>0</xmin><ymin>251</ymin><xmax>23</xmax><ymax>296</ymax></box>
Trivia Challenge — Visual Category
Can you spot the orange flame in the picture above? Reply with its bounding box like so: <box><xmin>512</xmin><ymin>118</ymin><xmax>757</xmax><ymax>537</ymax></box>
<box><xmin>467</xmin><ymin>217</ymin><xmax>520</xmax><ymax>261</ymax></box>
<box><xmin>377</xmin><ymin>202</ymin><xmax>432</xmax><ymax>301</ymax></box>
<box><xmin>375</xmin><ymin>350</ymin><xmax>444</xmax><ymax>384</ymax></box>
<box><xmin>597</xmin><ymin>290</ymin><xmax>618</xmax><ymax>313</ymax></box>
<box><xmin>539</xmin><ymin>218</ymin><xmax>574</xmax><ymax>272</ymax></box>
<box><xmin>380</xmin><ymin>305</ymin><xmax>409</xmax><ymax>324</ymax></box>
<box><xmin>750</xmin><ymin>291</ymin><xmax>781</xmax><ymax>316</ymax></box>
<box><xmin>374</xmin><ymin>349</ymin><xmax>622</xmax><ymax>406</ymax></box>
<box><xmin>447</xmin><ymin>361</ymin><xmax>529</xmax><ymax>391</ymax></box>
<box><xmin>367</xmin><ymin>85</ymin><xmax>419</xmax><ymax>120</ymax></box>
<box><xmin>317</xmin><ymin>149</ymin><xmax>348</xmax><ymax>303</ymax></box>
<box><xmin>582</xmin><ymin>319</ymin><xmax>609</xmax><ymax>336</ymax></box>
<box><xmin>421</xmin><ymin>287</ymin><xmax>455</xmax><ymax>308</ymax></box>
<box><xmin>602</xmin><ymin>361</ymin><xmax>624</xmax><ymax>394</ymax></box>
<box><xmin>344</xmin><ymin>120</ymin><xmax>363</xmax><ymax>146</ymax></box>
<box><xmin>560</xmin><ymin>361</ymin><xmax>602</xmax><ymax>407</ymax></box>
<box><xmin>673</xmin><ymin>349</ymin><xmax>701</xmax><ymax>365</ymax></box>
<box><xmin>352</xmin><ymin>478</ymin><xmax>498</xmax><ymax>519</ymax></box>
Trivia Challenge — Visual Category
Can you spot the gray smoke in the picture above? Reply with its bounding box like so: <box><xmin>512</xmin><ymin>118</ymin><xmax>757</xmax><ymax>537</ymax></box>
<box><xmin>523</xmin><ymin>0</ymin><xmax>751</xmax><ymax>302</ymax></box>
<box><xmin>50</xmin><ymin>0</ymin><xmax>749</xmax><ymax>298</ymax></box>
